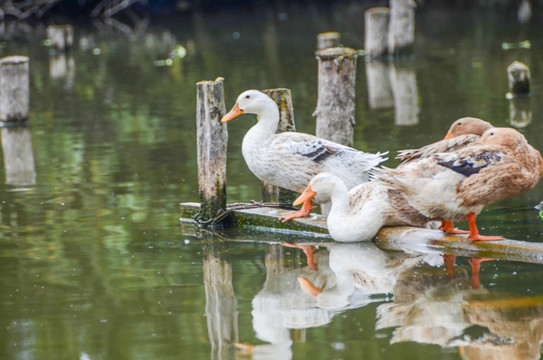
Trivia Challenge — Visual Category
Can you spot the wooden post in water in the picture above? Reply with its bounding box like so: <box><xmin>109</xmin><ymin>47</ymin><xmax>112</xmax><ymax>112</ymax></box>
<box><xmin>316</xmin><ymin>32</ymin><xmax>341</xmax><ymax>50</ymax></box>
<box><xmin>314</xmin><ymin>47</ymin><xmax>358</xmax><ymax>147</ymax></box>
<box><xmin>46</xmin><ymin>25</ymin><xmax>74</xmax><ymax>51</ymax></box>
<box><xmin>365</xmin><ymin>7</ymin><xmax>390</xmax><ymax>59</ymax></box>
<box><xmin>0</xmin><ymin>56</ymin><xmax>29</xmax><ymax>123</ymax></box>
<box><xmin>196</xmin><ymin>77</ymin><xmax>228</xmax><ymax>225</ymax></box>
<box><xmin>261</xmin><ymin>88</ymin><xmax>298</xmax><ymax>205</ymax></box>
<box><xmin>388</xmin><ymin>0</ymin><xmax>416</xmax><ymax>57</ymax></box>
<box><xmin>507</xmin><ymin>61</ymin><xmax>530</xmax><ymax>98</ymax></box>
<box><xmin>1</xmin><ymin>126</ymin><xmax>36</xmax><ymax>187</ymax></box>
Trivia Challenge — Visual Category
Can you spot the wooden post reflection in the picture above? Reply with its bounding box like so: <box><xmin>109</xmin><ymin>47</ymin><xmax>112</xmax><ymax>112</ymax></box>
<box><xmin>1</xmin><ymin>126</ymin><xmax>36</xmax><ymax>187</ymax></box>
<box><xmin>509</xmin><ymin>97</ymin><xmax>531</xmax><ymax>128</ymax></box>
<box><xmin>389</xmin><ymin>64</ymin><xmax>419</xmax><ymax>126</ymax></box>
<box><xmin>365</xmin><ymin>61</ymin><xmax>394</xmax><ymax>109</ymax></box>
<box><xmin>203</xmin><ymin>245</ymin><xmax>238</xmax><ymax>360</ymax></box>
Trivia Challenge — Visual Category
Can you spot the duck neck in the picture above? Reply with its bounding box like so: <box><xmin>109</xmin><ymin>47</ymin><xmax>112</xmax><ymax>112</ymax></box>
<box><xmin>328</xmin><ymin>182</ymin><xmax>351</xmax><ymax>217</ymax></box>
<box><xmin>249</xmin><ymin>99</ymin><xmax>281</xmax><ymax>136</ymax></box>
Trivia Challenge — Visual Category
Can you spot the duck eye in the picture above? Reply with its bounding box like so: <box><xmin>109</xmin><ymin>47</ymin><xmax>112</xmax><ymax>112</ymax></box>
<box><xmin>490</xmin><ymin>132</ymin><xmax>494</xmax><ymax>135</ymax></box>
<box><xmin>457</xmin><ymin>122</ymin><xmax>462</xmax><ymax>126</ymax></box>
<box><xmin>245</xmin><ymin>95</ymin><xmax>250</xmax><ymax>99</ymax></box>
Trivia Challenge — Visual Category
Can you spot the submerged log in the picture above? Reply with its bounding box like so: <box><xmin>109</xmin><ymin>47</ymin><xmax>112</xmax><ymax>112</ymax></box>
<box><xmin>365</xmin><ymin>7</ymin><xmax>390</xmax><ymax>59</ymax></box>
<box><xmin>180</xmin><ymin>202</ymin><xmax>543</xmax><ymax>265</ymax></box>
<box><xmin>0</xmin><ymin>56</ymin><xmax>29</xmax><ymax>123</ymax></box>
<box><xmin>261</xmin><ymin>88</ymin><xmax>298</xmax><ymax>205</ymax></box>
<box><xmin>196</xmin><ymin>77</ymin><xmax>228</xmax><ymax>225</ymax></box>
<box><xmin>314</xmin><ymin>47</ymin><xmax>358</xmax><ymax>147</ymax></box>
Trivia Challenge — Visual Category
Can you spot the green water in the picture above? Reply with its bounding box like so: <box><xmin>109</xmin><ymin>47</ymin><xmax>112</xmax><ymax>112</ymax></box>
<box><xmin>1</xmin><ymin>5</ymin><xmax>543</xmax><ymax>360</ymax></box>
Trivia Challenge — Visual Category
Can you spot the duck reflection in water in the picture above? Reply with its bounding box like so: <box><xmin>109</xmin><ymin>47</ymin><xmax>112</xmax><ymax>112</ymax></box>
<box><xmin>377</xmin><ymin>259</ymin><xmax>543</xmax><ymax>360</ymax></box>
<box><xmin>238</xmin><ymin>242</ymin><xmax>441</xmax><ymax>359</ymax></box>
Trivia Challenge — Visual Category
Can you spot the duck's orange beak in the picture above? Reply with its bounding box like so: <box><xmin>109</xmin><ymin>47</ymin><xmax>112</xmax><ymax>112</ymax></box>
<box><xmin>221</xmin><ymin>103</ymin><xmax>244</xmax><ymax>122</ymax></box>
<box><xmin>443</xmin><ymin>131</ymin><xmax>453</xmax><ymax>140</ymax></box>
<box><xmin>297</xmin><ymin>276</ymin><xmax>322</xmax><ymax>297</ymax></box>
<box><xmin>293</xmin><ymin>185</ymin><xmax>317</xmax><ymax>206</ymax></box>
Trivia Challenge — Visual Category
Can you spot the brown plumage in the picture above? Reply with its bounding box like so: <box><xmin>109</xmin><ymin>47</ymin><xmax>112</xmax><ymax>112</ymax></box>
<box><xmin>396</xmin><ymin>117</ymin><xmax>493</xmax><ymax>163</ymax></box>
<box><xmin>373</xmin><ymin>127</ymin><xmax>543</xmax><ymax>241</ymax></box>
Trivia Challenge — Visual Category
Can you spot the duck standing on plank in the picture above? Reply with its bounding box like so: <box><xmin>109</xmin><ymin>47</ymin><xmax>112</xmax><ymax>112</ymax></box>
<box><xmin>397</xmin><ymin>117</ymin><xmax>493</xmax><ymax>233</ymax></box>
<box><xmin>221</xmin><ymin>89</ymin><xmax>388</xmax><ymax>221</ymax></box>
<box><xmin>373</xmin><ymin>127</ymin><xmax>543</xmax><ymax>241</ymax></box>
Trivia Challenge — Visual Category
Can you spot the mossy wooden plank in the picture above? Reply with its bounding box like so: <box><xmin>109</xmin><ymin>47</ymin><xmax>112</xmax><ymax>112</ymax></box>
<box><xmin>180</xmin><ymin>202</ymin><xmax>543</xmax><ymax>264</ymax></box>
<box><xmin>375</xmin><ymin>226</ymin><xmax>543</xmax><ymax>265</ymax></box>
<box><xmin>180</xmin><ymin>202</ymin><xmax>328</xmax><ymax>234</ymax></box>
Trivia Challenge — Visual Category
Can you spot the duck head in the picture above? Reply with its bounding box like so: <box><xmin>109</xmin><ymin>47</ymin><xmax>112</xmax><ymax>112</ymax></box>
<box><xmin>444</xmin><ymin>117</ymin><xmax>493</xmax><ymax>139</ymax></box>
<box><xmin>294</xmin><ymin>173</ymin><xmax>342</xmax><ymax>206</ymax></box>
<box><xmin>477</xmin><ymin>127</ymin><xmax>527</xmax><ymax>150</ymax></box>
<box><xmin>221</xmin><ymin>90</ymin><xmax>272</xmax><ymax>123</ymax></box>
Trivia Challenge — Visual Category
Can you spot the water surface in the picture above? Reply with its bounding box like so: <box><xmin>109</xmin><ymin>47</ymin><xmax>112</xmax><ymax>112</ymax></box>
<box><xmin>1</xmin><ymin>5</ymin><xmax>543</xmax><ymax>360</ymax></box>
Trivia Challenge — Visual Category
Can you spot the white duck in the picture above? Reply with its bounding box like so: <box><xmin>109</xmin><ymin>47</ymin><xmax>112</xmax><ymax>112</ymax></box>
<box><xmin>293</xmin><ymin>172</ymin><xmax>432</xmax><ymax>243</ymax></box>
<box><xmin>221</xmin><ymin>90</ymin><xmax>388</xmax><ymax>221</ymax></box>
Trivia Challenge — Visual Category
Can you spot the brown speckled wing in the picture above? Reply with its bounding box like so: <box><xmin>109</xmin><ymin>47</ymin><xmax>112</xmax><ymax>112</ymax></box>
<box><xmin>397</xmin><ymin>134</ymin><xmax>480</xmax><ymax>163</ymax></box>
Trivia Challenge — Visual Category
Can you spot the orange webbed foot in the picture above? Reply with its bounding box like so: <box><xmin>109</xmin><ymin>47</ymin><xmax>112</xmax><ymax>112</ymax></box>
<box><xmin>279</xmin><ymin>205</ymin><xmax>317</xmax><ymax>222</ymax></box>
<box><xmin>466</xmin><ymin>213</ymin><xmax>505</xmax><ymax>241</ymax></box>
<box><xmin>439</xmin><ymin>220</ymin><xmax>470</xmax><ymax>234</ymax></box>
<box><xmin>468</xmin><ymin>234</ymin><xmax>505</xmax><ymax>241</ymax></box>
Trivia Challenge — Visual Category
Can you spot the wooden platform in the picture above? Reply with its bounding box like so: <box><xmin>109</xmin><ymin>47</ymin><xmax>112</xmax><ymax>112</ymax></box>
<box><xmin>180</xmin><ymin>202</ymin><xmax>543</xmax><ymax>265</ymax></box>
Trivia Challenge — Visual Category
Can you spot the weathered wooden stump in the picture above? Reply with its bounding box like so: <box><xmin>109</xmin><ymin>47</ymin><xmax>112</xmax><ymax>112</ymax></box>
<box><xmin>314</xmin><ymin>47</ymin><xmax>358</xmax><ymax>147</ymax></box>
<box><xmin>1</xmin><ymin>126</ymin><xmax>36</xmax><ymax>187</ymax></box>
<box><xmin>388</xmin><ymin>0</ymin><xmax>416</xmax><ymax>57</ymax></box>
<box><xmin>261</xmin><ymin>88</ymin><xmax>298</xmax><ymax>205</ymax></box>
<box><xmin>365</xmin><ymin>7</ymin><xmax>391</xmax><ymax>59</ymax></box>
<box><xmin>46</xmin><ymin>25</ymin><xmax>74</xmax><ymax>51</ymax></box>
<box><xmin>390</xmin><ymin>64</ymin><xmax>419</xmax><ymax>126</ymax></box>
<box><xmin>316</xmin><ymin>32</ymin><xmax>341</xmax><ymax>50</ymax></box>
<box><xmin>507</xmin><ymin>61</ymin><xmax>530</xmax><ymax>98</ymax></box>
<box><xmin>196</xmin><ymin>77</ymin><xmax>228</xmax><ymax>225</ymax></box>
<box><xmin>366</xmin><ymin>61</ymin><xmax>394</xmax><ymax>109</ymax></box>
<box><xmin>0</xmin><ymin>56</ymin><xmax>29</xmax><ymax>123</ymax></box>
